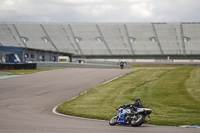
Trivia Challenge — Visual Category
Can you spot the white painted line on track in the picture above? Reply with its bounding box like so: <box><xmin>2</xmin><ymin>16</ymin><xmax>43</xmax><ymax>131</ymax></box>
<box><xmin>52</xmin><ymin>105</ymin><xmax>107</xmax><ymax>122</ymax></box>
<box><xmin>52</xmin><ymin>75</ymin><xmax>123</xmax><ymax>121</ymax></box>
<box><xmin>101</xmin><ymin>75</ymin><xmax>123</xmax><ymax>85</ymax></box>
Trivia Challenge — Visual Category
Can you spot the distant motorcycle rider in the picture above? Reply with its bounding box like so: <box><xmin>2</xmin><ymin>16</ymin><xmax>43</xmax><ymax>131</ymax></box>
<box><xmin>120</xmin><ymin>98</ymin><xmax>144</xmax><ymax>115</ymax></box>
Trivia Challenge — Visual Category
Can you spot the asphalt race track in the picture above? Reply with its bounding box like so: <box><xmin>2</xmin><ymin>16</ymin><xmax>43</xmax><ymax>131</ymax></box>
<box><xmin>0</xmin><ymin>69</ymin><xmax>199</xmax><ymax>133</ymax></box>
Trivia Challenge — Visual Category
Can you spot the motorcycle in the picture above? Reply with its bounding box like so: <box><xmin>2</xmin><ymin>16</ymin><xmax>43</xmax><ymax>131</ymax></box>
<box><xmin>109</xmin><ymin>106</ymin><xmax>152</xmax><ymax>127</ymax></box>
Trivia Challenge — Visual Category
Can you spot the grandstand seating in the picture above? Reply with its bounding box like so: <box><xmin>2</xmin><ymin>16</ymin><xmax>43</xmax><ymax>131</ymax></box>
<box><xmin>0</xmin><ymin>22</ymin><xmax>200</xmax><ymax>56</ymax></box>
<box><xmin>70</xmin><ymin>24</ymin><xmax>109</xmax><ymax>55</ymax></box>
<box><xmin>42</xmin><ymin>24</ymin><xmax>78</xmax><ymax>54</ymax></box>
<box><xmin>14</xmin><ymin>24</ymin><xmax>56</xmax><ymax>51</ymax></box>
<box><xmin>182</xmin><ymin>24</ymin><xmax>200</xmax><ymax>54</ymax></box>
<box><xmin>126</xmin><ymin>23</ymin><xmax>161</xmax><ymax>55</ymax></box>
<box><xmin>0</xmin><ymin>24</ymin><xmax>20</xmax><ymax>47</ymax></box>
<box><xmin>98</xmin><ymin>24</ymin><xmax>131</xmax><ymax>55</ymax></box>
<box><xmin>154</xmin><ymin>24</ymin><xmax>182</xmax><ymax>55</ymax></box>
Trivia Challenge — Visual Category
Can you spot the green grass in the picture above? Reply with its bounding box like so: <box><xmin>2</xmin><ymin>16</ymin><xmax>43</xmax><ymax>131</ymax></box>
<box><xmin>0</xmin><ymin>68</ymin><xmax>66</xmax><ymax>75</ymax></box>
<box><xmin>186</xmin><ymin>68</ymin><xmax>200</xmax><ymax>102</ymax></box>
<box><xmin>57</xmin><ymin>67</ymin><xmax>200</xmax><ymax>126</ymax></box>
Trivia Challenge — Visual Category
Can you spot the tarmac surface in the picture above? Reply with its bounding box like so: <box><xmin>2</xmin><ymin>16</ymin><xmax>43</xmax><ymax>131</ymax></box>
<box><xmin>0</xmin><ymin>72</ymin><xmax>11</xmax><ymax>76</ymax></box>
<box><xmin>0</xmin><ymin>68</ymin><xmax>199</xmax><ymax>133</ymax></box>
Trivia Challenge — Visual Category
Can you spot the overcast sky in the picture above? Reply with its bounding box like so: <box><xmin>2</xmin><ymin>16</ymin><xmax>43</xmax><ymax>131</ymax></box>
<box><xmin>0</xmin><ymin>0</ymin><xmax>200</xmax><ymax>22</ymax></box>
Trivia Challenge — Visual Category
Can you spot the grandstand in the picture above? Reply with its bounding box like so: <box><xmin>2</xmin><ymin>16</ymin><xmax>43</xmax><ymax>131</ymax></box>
<box><xmin>0</xmin><ymin>22</ymin><xmax>200</xmax><ymax>61</ymax></box>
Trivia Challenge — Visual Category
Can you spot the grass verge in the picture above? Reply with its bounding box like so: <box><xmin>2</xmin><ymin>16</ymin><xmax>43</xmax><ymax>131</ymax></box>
<box><xmin>0</xmin><ymin>68</ymin><xmax>66</xmax><ymax>75</ymax></box>
<box><xmin>57</xmin><ymin>67</ymin><xmax>200</xmax><ymax>126</ymax></box>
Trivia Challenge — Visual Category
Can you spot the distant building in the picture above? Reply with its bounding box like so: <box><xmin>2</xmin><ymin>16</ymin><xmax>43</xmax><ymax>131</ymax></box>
<box><xmin>0</xmin><ymin>46</ymin><xmax>73</xmax><ymax>63</ymax></box>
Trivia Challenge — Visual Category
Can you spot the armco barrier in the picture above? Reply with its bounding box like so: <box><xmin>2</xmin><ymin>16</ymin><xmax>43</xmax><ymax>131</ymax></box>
<box><xmin>36</xmin><ymin>62</ymin><xmax>120</xmax><ymax>69</ymax></box>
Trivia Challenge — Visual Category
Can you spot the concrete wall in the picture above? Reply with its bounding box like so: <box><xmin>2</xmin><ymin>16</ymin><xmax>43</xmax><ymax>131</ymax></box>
<box><xmin>36</xmin><ymin>62</ymin><xmax>121</xmax><ymax>69</ymax></box>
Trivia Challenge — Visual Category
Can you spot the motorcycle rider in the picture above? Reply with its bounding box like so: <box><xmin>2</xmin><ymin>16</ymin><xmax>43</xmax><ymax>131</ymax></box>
<box><xmin>120</xmin><ymin>98</ymin><xmax>144</xmax><ymax>115</ymax></box>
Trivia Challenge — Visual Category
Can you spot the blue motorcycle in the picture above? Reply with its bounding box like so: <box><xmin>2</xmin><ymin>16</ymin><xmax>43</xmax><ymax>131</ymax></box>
<box><xmin>109</xmin><ymin>107</ymin><xmax>152</xmax><ymax>127</ymax></box>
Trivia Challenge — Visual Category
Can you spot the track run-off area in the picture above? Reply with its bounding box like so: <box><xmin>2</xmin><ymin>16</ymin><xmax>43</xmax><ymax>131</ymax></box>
<box><xmin>0</xmin><ymin>68</ymin><xmax>199</xmax><ymax>133</ymax></box>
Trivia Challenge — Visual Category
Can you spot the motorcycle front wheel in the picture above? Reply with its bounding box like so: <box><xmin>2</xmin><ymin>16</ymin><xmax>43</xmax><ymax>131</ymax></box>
<box><xmin>109</xmin><ymin>116</ymin><xmax>117</xmax><ymax>126</ymax></box>
<box><xmin>130</xmin><ymin>114</ymin><xmax>145</xmax><ymax>127</ymax></box>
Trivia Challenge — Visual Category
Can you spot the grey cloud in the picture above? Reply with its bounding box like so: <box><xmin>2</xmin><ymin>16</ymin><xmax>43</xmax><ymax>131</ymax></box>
<box><xmin>0</xmin><ymin>0</ymin><xmax>199</xmax><ymax>22</ymax></box>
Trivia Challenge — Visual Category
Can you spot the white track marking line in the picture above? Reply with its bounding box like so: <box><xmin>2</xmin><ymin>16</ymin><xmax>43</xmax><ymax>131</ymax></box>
<box><xmin>52</xmin><ymin>105</ymin><xmax>107</xmax><ymax>122</ymax></box>
<box><xmin>52</xmin><ymin>75</ymin><xmax>123</xmax><ymax>121</ymax></box>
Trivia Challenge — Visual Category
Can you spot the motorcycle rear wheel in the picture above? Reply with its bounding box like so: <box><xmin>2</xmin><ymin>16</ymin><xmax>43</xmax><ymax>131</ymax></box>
<box><xmin>109</xmin><ymin>116</ymin><xmax>117</xmax><ymax>126</ymax></box>
<box><xmin>130</xmin><ymin>114</ymin><xmax>145</xmax><ymax>127</ymax></box>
